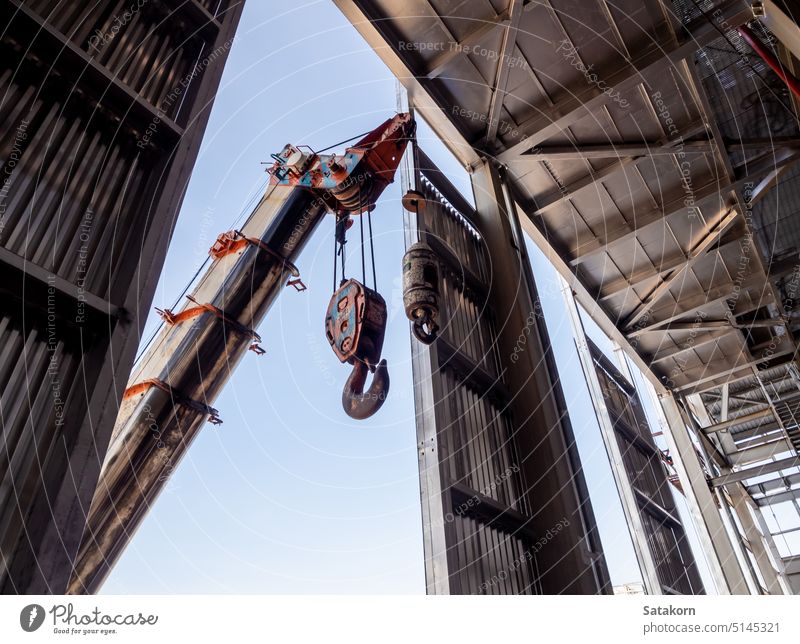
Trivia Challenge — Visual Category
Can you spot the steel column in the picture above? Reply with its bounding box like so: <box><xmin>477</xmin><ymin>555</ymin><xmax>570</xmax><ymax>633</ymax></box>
<box><xmin>470</xmin><ymin>160</ymin><xmax>610</xmax><ymax>594</ymax></box>
<box><xmin>401</xmin><ymin>135</ymin><xmax>451</xmax><ymax>595</ymax></box>
<box><xmin>656</xmin><ymin>394</ymin><xmax>751</xmax><ymax>594</ymax></box>
<box><xmin>0</xmin><ymin>0</ymin><xmax>246</xmax><ymax>594</ymax></box>
<box><xmin>726</xmin><ymin>483</ymin><xmax>788</xmax><ymax>594</ymax></box>
<box><xmin>560</xmin><ymin>280</ymin><xmax>662</xmax><ymax>594</ymax></box>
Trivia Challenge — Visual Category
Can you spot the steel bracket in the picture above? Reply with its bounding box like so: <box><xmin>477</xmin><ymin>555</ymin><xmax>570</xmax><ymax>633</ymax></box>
<box><xmin>156</xmin><ymin>295</ymin><xmax>265</xmax><ymax>355</ymax></box>
<box><xmin>122</xmin><ymin>378</ymin><xmax>223</xmax><ymax>425</ymax></box>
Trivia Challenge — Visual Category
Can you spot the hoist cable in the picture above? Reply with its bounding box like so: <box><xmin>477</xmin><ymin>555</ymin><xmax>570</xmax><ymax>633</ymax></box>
<box><xmin>315</xmin><ymin>129</ymin><xmax>373</xmax><ymax>154</ymax></box>
<box><xmin>367</xmin><ymin>206</ymin><xmax>377</xmax><ymax>291</ymax></box>
<box><xmin>359</xmin><ymin>187</ymin><xmax>366</xmax><ymax>285</ymax></box>
<box><xmin>134</xmin><ymin>178</ymin><xmax>276</xmax><ymax>364</ymax></box>
<box><xmin>333</xmin><ymin>216</ymin><xmax>338</xmax><ymax>292</ymax></box>
<box><xmin>340</xmin><ymin>218</ymin><xmax>346</xmax><ymax>281</ymax></box>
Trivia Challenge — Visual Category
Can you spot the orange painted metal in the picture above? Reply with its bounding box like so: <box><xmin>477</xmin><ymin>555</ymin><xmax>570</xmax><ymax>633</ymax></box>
<box><xmin>209</xmin><ymin>229</ymin><xmax>303</xmax><ymax>290</ymax></box>
<box><xmin>121</xmin><ymin>378</ymin><xmax>223</xmax><ymax>425</ymax></box>
<box><xmin>156</xmin><ymin>295</ymin><xmax>265</xmax><ymax>355</ymax></box>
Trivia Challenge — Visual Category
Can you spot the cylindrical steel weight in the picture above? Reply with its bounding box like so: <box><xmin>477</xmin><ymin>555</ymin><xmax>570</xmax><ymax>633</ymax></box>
<box><xmin>402</xmin><ymin>242</ymin><xmax>440</xmax><ymax>344</ymax></box>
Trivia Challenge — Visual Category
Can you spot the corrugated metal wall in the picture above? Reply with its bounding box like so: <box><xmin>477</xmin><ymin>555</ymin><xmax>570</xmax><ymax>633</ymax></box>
<box><xmin>0</xmin><ymin>0</ymin><xmax>245</xmax><ymax>593</ymax></box>
<box><xmin>589</xmin><ymin>340</ymin><xmax>705</xmax><ymax>594</ymax></box>
<box><xmin>406</xmin><ymin>148</ymin><xmax>610</xmax><ymax>594</ymax></box>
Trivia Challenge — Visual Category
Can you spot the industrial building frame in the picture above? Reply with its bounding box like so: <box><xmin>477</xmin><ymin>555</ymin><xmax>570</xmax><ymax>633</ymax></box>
<box><xmin>336</xmin><ymin>0</ymin><xmax>800</xmax><ymax>594</ymax></box>
<box><xmin>404</xmin><ymin>144</ymin><xmax>611</xmax><ymax>593</ymax></box>
<box><xmin>0</xmin><ymin>0</ymin><xmax>245</xmax><ymax>593</ymax></box>
<box><xmin>1</xmin><ymin>0</ymin><xmax>800</xmax><ymax>596</ymax></box>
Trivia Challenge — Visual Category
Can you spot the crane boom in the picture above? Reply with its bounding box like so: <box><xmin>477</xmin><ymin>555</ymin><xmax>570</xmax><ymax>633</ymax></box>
<box><xmin>68</xmin><ymin>114</ymin><xmax>415</xmax><ymax>594</ymax></box>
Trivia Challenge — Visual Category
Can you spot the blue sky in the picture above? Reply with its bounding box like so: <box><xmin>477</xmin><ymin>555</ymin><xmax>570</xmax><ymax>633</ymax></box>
<box><xmin>102</xmin><ymin>0</ymin><xmax>708</xmax><ymax>593</ymax></box>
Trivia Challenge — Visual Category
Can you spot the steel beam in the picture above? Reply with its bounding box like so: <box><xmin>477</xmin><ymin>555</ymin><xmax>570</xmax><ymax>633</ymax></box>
<box><xmin>673</xmin><ymin>344</ymin><xmax>797</xmax><ymax>395</ymax></box>
<box><xmin>721</xmin><ymin>383</ymin><xmax>730</xmax><ymax>422</ymax></box>
<box><xmin>569</xmin><ymin>177</ymin><xmax>732</xmax><ymax>265</ymax></box>
<box><xmin>727</xmin><ymin>439</ymin><xmax>795</xmax><ymax>467</ymax></box>
<box><xmin>725</xmin><ymin>482</ymin><xmax>787</xmax><ymax>593</ymax></box>
<box><xmin>601</xmin><ymin>239</ymin><xmax>748</xmax><ymax>302</ymax></box>
<box><xmin>401</xmin><ymin>140</ymin><xmax>450</xmax><ymax>595</ymax></box>
<box><xmin>425</xmin><ymin>0</ymin><xmax>538</xmax><ymax>79</ymax></box>
<box><xmin>623</xmin><ymin>208</ymin><xmax>739</xmax><ymax>330</ymax></box>
<box><xmin>733</xmin><ymin>422</ymin><xmax>783</xmax><ymax>445</ymax></box>
<box><xmin>0</xmin><ymin>0</ymin><xmax>246</xmax><ymax>594</ymax></box>
<box><xmin>756</xmin><ymin>488</ymin><xmax>800</xmax><ymax>506</ymax></box>
<box><xmin>657</xmin><ymin>393</ymin><xmax>751</xmax><ymax>594</ymax></box>
<box><xmin>415</xmin><ymin>0</ymin><xmax>499</xmax><ymax>97</ymax></box>
<box><xmin>485</xmin><ymin>0</ymin><xmax>524</xmax><ymax>143</ymax></box>
<box><xmin>561</xmin><ymin>279</ymin><xmax>662</xmax><ymax>594</ymax></box>
<box><xmin>684</xmin><ymin>56</ymin><xmax>797</xmax><ymax>348</ymax></box>
<box><xmin>705</xmin><ymin>408</ymin><xmax>776</xmax><ymax>433</ymax></box>
<box><xmin>648</xmin><ymin>328</ymin><xmax>734</xmax><ymax>364</ymax></box>
<box><xmin>5</xmin><ymin>1</ymin><xmax>184</xmax><ymax>145</ymax></box>
<box><xmin>495</xmin><ymin>1</ymin><xmax>752</xmax><ymax>163</ymax></box>
<box><xmin>334</xmin><ymin>0</ymin><xmax>480</xmax><ymax>167</ymax></box>
<box><xmin>162</xmin><ymin>0</ymin><xmax>222</xmax><ymax>36</ymax></box>
<box><xmin>711</xmin><ymin>456</ymin><xmax>800</xmax><ymax>486</ymax></box>
<box><xmin>626</xmin><ymin>272</ymin><xmax>770</xmax><ymax>338</ymax></box>
<box><xmin>0</xmin><ymin>246</ymin><xmax>122</xmax><ymax>323</ymax></box>
<box><xmin>471</xmin><ymin>160</ymin><xmax>610</xmax><ymax>594</ymax></box>
<box><xmin>747</xmin><ymin>472</ymin><xmax>800</xmax><ymax>497</ymax></box>
<box><xmin>727</xmin><ymin>135</ymin><xmax>800</xmax><ymax>151</ymax></box>
<box><xmin>534</xmin><ymin>123</ymin><xmax>709</xmax><ymax>214</ymax></box>
<box><xmin>527</xmin><ymin>140</ymin><xmax>713</xmax><ymax>160</ymax></box>
<box><xmin>570</xmin><ymin>149</ymin><xmax>800</xmax><ymax>266</ymax></box>
<box><xmin>643</xmin><ymin>320</ymin><xmax>732</xmax><ymax>331</ymax></box>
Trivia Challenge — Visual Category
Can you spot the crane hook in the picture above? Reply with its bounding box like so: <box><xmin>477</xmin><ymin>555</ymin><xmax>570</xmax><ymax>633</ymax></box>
<box><xmin>411</xmin><ymin>315</ymin><xmax>438</xmax><ymax>345</ymax></box>
<box><xmin>402</xmin><ymin>241</ymin><xmax>439</xmax><ymax>346</ymax></box>
<box><xmin>342</xmin><ymin>359</ymin><xmax>389</xmax><ymax>420</ymax></box>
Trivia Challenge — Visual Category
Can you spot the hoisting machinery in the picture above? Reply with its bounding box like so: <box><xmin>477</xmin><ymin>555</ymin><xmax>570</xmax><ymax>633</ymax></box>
<box><xmin>68</xmin><ymin>113</ymin><xmax>417</xmax><ymax>594</ymax></box>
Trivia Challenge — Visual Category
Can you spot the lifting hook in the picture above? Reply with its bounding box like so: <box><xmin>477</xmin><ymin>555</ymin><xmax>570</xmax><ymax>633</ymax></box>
<box><xmin>402</xmin><ymin>241</ymin><xmax>440</xmax><ymax>346</ymax></box>
<box><xmin>342</xmin><ymin>359</ymin><xmax>390</xmax><ymax>420</ymax></box>
<box><xmin>325</xmin><ymin>279</ymin><xmax>390</xmax><ymax>420</ymax></box>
